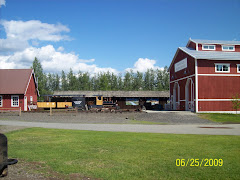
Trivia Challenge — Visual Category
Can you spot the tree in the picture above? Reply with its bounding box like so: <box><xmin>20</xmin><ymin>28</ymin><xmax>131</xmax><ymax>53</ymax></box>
<box><xmin>110</xmin><ymin>73</ymin><xmax>118</xmax><ymax>91</ymax></box>
<box><xmin>133</xmin><ymin>71</ymin><xmax>143</xmax><ymax>91</ymax></box>
<box><xmin>68</xmin><ymin>68</ymin><xmax>78</xmax><ymax>90</ymax></box>
<box><xmin>123</xmin><ymin>71</ymin><xmax>132</xmax><ymax>90</ymax></box>
<box><xmin>117</xmin><ymin>74</ymin><xmax>123</xmax><ymax>90</ymax></box>
<box><xmin>61</xmin><ymin>70</ymin><xmax>68</xmax><ymax>91</ymax></box>
<box><xmin>232</xmin><ymin>93</ymin><xmax>240</xmax><ymax>114</ymax></box>
<box><xmin>156</xmin><ymin>69</ymin><xmax>163</xmax><ymax>91</ymax></box>
<box><xmin>31</xmin><ymin>57</ymin><xmax>48</xmax><ymax>98</ymax></box>
<box><xmin>55</xmin><ymin>74</ymin><xmax>60</xmax><ymax>91</ymax></box>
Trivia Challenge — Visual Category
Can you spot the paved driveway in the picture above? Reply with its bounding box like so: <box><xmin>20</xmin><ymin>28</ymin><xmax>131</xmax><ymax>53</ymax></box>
<box><xmin>0</xmin><ymin>120</ymin><xmax>239</xmax><ymax>135</ymax></box>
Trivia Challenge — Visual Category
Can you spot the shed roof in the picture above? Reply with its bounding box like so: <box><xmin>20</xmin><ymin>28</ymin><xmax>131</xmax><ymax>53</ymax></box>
<box><xmin>190</xmin><ymin>39</ymin><xmax>240</xmax><ymax>45</ymax></box>
<box><xmin>0</xmin><ymin>69</ymin><xmax>36</xmax><ymax>95</ymax></box>
<box><xmin>180</xmin><ymin>47</ymin><xmax>240</xmax><ymax>60</ymax></box>
<box><xmin>53</xmin><ymin>91</ymin><xmax>169</xmax><ymax>98</ymax></box>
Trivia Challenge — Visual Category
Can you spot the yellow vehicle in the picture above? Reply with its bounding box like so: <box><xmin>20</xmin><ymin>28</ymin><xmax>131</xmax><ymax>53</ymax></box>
<box><xmin>37</xmin><ymin>102</ymin><xmax>56</xmax><ymax>108</ymax></box>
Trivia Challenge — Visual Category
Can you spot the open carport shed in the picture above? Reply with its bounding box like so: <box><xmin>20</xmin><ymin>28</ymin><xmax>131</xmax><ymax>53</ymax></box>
<box><xmin>52</xmin><ymin>91</ymin><xmax>169</xmax><ymax>110</ymax></box>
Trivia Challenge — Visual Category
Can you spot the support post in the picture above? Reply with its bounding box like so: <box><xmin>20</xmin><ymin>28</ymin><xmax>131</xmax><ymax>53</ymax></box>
<box><xmin>50</xmin><ymin>107</ymin><xmax>52</xmax><ymax>116</ymax></box>
<box><xmin>19</xmin><ymin>107</ymin><xmax>21</xmax><ymax>116</ymax></box>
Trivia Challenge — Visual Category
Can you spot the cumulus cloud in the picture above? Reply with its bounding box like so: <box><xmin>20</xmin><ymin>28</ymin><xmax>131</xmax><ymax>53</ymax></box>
<box><xmin>0</xmin><ymin>20</ymin><xmax>70</xmax><ymax>52</ymax></box>
<box><xmin>0</xmin><ymin>45</ymin><xmax>118</xmax><ymax>75</ymax></box>
<box><xmin>57</xmin><ymin>46</ymin><xmax>64</xmax><ymax>52</ymax></box>
<box><xmin>0</xmin><ymin>0</ymin><xmax>6</xmax><ymax>7</ymax></box>
<box><xmin>0</xmin><ymin>19</ymin><xmax>119</xmax><ymax>75</ymax></box>
<box><xmin>125</xmin><ymin>58</ymin><xmax>163</xmax><ymax>73</ymax></box>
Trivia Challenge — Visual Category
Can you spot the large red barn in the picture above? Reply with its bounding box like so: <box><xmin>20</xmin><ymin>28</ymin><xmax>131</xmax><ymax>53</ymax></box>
<box><xmin>0</xmin><ymin>69</ymin><xmax>39</xmax><ymax>111</ymax></box>
<box><xmin>169</xmin><ymin>39</ymin><xmax>240</xmax><ymax>113</ymax></box>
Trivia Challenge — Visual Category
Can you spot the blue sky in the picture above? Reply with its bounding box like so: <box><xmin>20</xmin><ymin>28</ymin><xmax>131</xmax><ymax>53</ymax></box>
<box><xmin>0</xmin><ymin>0</ymin><xmax>239</xmax><ymax>74</ymax></box>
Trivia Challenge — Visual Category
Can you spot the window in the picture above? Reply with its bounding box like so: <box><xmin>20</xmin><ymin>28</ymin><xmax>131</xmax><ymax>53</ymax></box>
<box><xmin>11</xmin><ymin>95</ymin><xmax>19</xmax><ymax>107</ymax></box>
<box><xmin>237</xmin><ymin>64</ymin><xmax>240</xmax><ymax>73</ymax></box>
<box><xmin>0</xmin><ymin>96</ymin><xmax>2</xmax><ymax>107</ymax></box>
<box><xmin>202</xmin><ymin>44</ymin><xmax>216</xmax><ymax>50</ymax></box>
<box><xmin>222</xmin><ymin>45</ymin><xmax>235</xmax><ymax>51</ymax></box>
<box><xmin>215</xmin><ymin>64</ymin><xmax>230</xmax><ymax>73</ymax></box>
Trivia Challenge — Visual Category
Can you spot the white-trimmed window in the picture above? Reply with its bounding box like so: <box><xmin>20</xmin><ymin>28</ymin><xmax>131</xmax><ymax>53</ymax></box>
<box><xmin>222</xmin><ymin>45</ymin><xmax>235</xmax><ymax>51</ymax></box>
<box><xmin>237</xmin><ymin>64</ymin><xmax>240</xmax><ymax>73</ymax></box>
<box><xmin>0</xmin><ymin>96</ymin><xmax>2</xmax><ymax>107</ymax></box>
<box><xmin>215</xmin><ymin>64</ymin><xmax>230</xmax><ymax>73</ymax></box>
<box><xmin>202</xmin><ymin>44</ymin><xmax>216</xmax><ymax>50</ymax></box>
<box><xmin>11</xmin><ymin>95</ymin><xmax>19</xmax><ymax>107</ymax></box>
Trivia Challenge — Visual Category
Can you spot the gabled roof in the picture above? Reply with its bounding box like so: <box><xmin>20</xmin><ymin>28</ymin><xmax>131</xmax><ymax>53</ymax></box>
<box><xmin>179</xmin><ymin>47</ymin><xmax>240</xmax><ymax>60</ymax></box>
<box><xmin>190</xmin><ymin>39</ymin><xmax>240</xmax><ymax>45</ymax></box>
<box><xmin>0</xmin><ymin>69</ymin><xmax>38</xmax><ymax>95</ymax></box>
<box><xmin>53</xmin><ymin>91</ymin><xmax>169</xmax><ymax>98</ymax></box>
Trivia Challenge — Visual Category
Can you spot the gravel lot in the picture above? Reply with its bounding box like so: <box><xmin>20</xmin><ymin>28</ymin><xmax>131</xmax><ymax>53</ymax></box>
<box><xmin>0</xmin><ymin>111</ymin><xmax>216</xmax><ymax>124</ymax></box>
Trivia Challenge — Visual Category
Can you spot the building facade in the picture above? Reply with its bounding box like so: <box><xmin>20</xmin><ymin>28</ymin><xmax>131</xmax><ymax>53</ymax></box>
<box><xmin>169</xmin><ymin>39</ymin><xmax>240</xmax><ymax>113</ymax></box>
<box><xmin>52</xmin><ymin>90</ymin><xmax>169</xmax><ymax>110</ymax></box>
<box><xmin>0</xmin><ymin>69</ymin><xmax>39</xmax><ymax>111</ymax></box>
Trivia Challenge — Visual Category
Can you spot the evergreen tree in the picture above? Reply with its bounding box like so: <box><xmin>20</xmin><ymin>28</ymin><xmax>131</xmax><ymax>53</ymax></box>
<box><xmin>123</xmin><ymin>71</ymin><xmax>132</xmax><ymax>90</ymax></box>
<box><xmin>133</xmin><ymin>71</ymin><xmax>143</xmax><ymax>91</ymax></box>
<box><xmin>61</xmin><ymin>70</ymin><xmax>68</xmax><ymax>91</ymax></box>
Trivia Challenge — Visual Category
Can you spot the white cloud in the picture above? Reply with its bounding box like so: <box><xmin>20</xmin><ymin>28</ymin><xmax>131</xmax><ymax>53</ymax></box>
<box><xmin>0</xmin><ymin>45</ymin><xmax>118</xmax><ymax>75</ymax></box>
<box><xmin>0</xmin><ymin>20</ymin><xmax>70</xmax><ymax>52</ymax></box>
<box><xmin>125</xmin><ymin>58</ymin><xmax>163</xmax><ymax>73</ymax></box>
<box><xmin>0</xmin><ymin>19</ymin><xmax>119</xmax><ymax>75</ymax></box>
<box><xmin>57</xmin><ymin>46</ymin><xmax>64</xmax><ymax>52</ymax></box>
<box><xmin>0</xmin><ymin>0</ymin><xmax>6</xmax><ymax>7</ymax></box>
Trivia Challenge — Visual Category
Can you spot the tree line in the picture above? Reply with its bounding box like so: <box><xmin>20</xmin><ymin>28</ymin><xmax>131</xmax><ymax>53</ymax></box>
<box><xmin>32</xmin><ymin>57</ymin><xmax>169</xmax><ymax>96</ymax></box>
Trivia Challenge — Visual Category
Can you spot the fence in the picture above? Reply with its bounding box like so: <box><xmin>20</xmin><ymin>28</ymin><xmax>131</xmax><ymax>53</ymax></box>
<box><xmin>0</xmin><ymin>107</ymin><xmax>22</xmax><ymax>116</ymax></box>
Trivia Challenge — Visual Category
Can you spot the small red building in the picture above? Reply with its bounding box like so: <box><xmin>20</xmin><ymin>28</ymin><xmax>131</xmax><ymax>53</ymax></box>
<box><xmin>0</xmin><ymin>69</ymin><xmax>39</xmax><ymax>111</ymax></box>
<box><xmin>169</xmin><ymin>39</ymin><xmax>240</xmax><ymax>113</ymax></box>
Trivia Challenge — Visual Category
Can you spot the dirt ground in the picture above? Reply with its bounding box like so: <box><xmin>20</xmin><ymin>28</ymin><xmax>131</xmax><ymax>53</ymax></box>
<box><xmin>0</xmin><ymin>110</ymin><xmax>215</xmax><ymax>124</ymax></box>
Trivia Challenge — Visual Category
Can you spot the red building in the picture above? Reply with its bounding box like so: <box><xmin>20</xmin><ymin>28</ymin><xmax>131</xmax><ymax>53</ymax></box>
<box><xmin>169</xmin><ymin>39</ymin><xmax>240</xmax><ymax>113</ymax></box>
<box><xmin>0</xmin><ymin>69</ymin><xmax>39</xmax><ymax>111</ymax></box>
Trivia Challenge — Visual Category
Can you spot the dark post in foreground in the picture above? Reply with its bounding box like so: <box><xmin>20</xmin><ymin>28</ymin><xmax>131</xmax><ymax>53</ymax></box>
<box><xmin>0</xmin><ymin>133</ymin><xmax>18</xmax><ymax>177</ymax></box>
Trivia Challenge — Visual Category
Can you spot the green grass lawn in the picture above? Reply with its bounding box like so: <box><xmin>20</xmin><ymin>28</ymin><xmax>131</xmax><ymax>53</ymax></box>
<box><xmin>198</xmin><ymin>113</ymin><xmax>240</xmax><ymax>123</ymax></box>
<box><xmin>6</xmin><ymin>128</ymin><xmax>240</xmax><ymax>180</ymax></box>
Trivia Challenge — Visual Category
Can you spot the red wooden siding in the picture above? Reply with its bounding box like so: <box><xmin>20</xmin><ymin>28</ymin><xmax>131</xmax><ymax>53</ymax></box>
<box><xmin>170</xmin><ymin>49</ymin><xmax>196</xmax><ymax>110</ymax></box>
<box><xmin>169</xmin><ymin>50</ymin><xmax>195</xmax><ymax>81</ymax></box>
<box><xmin>25</xmin><ymin>74</ymin><xmax>38</xmax><ymax>104</ymax></box>
<box><xmin>198</xmin><ymin>60</ymin><xmax>240</xmax><ymax>74</ymax></box>
<box><xmin>0</xmin><ymin>95</ymin><xmax>24</xmax><ymax>110</ymax></box>
<box><xmin>199</xmin><ymin>101</ymin><xmax>236</xmax><ymax>111</ymax></box>
<box><xmin>0</xmin><ymin>71</ymin><xmax>38</xmax><ymax>111</ymax></box>
<box><xmin>198</xmin><ymin>76</ymin><xmax>240</xmax><ymax>99</ymax></box>
<box><xmin>187</xmin><ymin>41</ymin><xmax>196</xmax><ymax>50</ymax></box>
<box><xmin>197</xmin><ymin>43</ymin><xmax>240</xmax><ymax>52</ymax></box>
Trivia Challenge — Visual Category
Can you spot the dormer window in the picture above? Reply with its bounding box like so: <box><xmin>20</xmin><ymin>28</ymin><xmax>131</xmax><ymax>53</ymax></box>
<box><xmin>237</xmin><ymin>64</ymin><xmax>240</xmax><ymax>73</ymax></box>
<box><xmin>222</xmin><ymin>45</ymin><xmax>235</xmax><ymax>51</ymax></box>
<box><xmin>215</xmin><ymin>64</ymin><xmax>230</xmax><ymax>73</ymax></box>
<box><xmin>202</xmin><ymin>44</ymin><xmax>216</xmax><ymax>50</ymax></box>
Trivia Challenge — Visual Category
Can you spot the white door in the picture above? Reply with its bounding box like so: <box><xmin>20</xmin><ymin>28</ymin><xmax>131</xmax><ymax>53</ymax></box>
<box><xmin>24</xmin><ymin>96</ymin><xmax>27</xmax><ymax>111</ymax></box>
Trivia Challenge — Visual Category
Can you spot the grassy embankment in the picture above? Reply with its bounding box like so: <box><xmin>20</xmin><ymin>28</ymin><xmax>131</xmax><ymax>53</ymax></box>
<box><xmin>198</xmin><ymin>113</ymin><xmax>240</xmax><ymax>123</ymax></box>
<box><xmin>6</xmin><ymin>128</ymin><xmax>240</xmax><ymax>180</ymax></box>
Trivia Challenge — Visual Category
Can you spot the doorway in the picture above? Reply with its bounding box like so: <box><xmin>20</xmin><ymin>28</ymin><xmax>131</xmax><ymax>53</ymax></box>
<box><xmin>172</xmin><ymin>82</ymin><xmax>180</xmax><ymax>110</ymax></box>
<box><xmin>185</xmin><ymin>78</ymin><xmax>194</xmax><ymax>111</ymax></box>
<box><xmin>24</xmin><ymin>96</ymin><xmax>27</xmax><ymax>111</ymax></box>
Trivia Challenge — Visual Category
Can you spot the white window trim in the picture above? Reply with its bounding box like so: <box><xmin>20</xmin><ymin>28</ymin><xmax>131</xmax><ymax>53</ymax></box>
<box><xmin>237</xmin><ymin>64</ymin><xmax>240</xmax><ymax>73</ymax></box>
<box><xmin>222</xmin><ymin>45</ymin><xmax>235</xmax><ymax>51</ymax></box>
<box><xmin>0</xmin><ymin>95</ymin><xmax>2</xmax><ymax>107</ymax></box>
<box><xmin>215</xmin><ymin>63</ymin><xmax>230</xmax><ymax>73</ymax></box>
<box><xmin>11</xmin><ymin>95</ymin><xmax>19</xmax><ymax>107</ymax></box>
<box><xmin>202</xmin><ymin>44</ymin><xmax>216</xmax><ymax>51</ymax></box>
